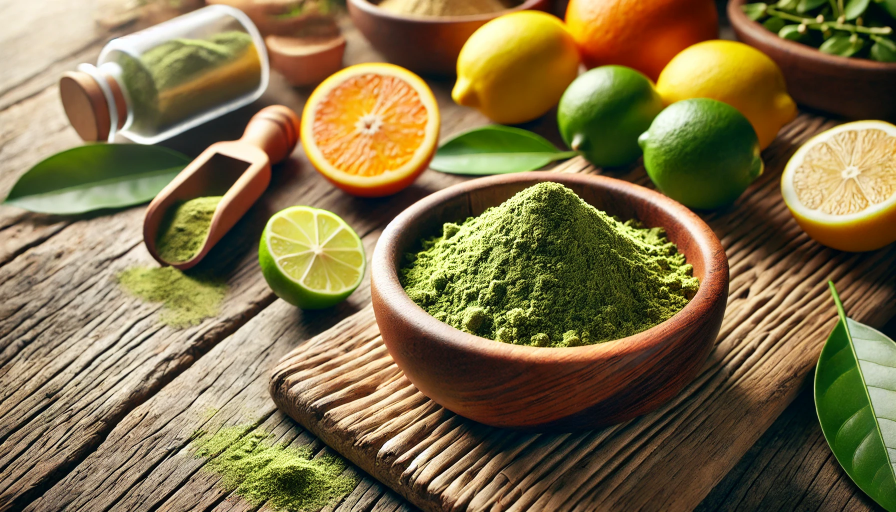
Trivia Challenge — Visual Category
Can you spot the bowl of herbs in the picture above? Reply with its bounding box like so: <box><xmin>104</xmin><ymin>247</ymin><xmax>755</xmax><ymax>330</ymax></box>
<box><xmin>729</xmin><ymin>0</ymin><xmax>896</xmax><ymax>120</ymax></box>
<box><xmin>370</xmin><ymin>173</ymin><xmax>729</xmax><ymax>431</ymax></box>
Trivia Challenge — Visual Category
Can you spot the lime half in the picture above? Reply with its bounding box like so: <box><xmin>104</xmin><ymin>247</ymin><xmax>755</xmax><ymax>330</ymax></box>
<box><xmin>259</xmin><ymin>206</ymin><xmax>366</xmax><ymax>309</ymax></box>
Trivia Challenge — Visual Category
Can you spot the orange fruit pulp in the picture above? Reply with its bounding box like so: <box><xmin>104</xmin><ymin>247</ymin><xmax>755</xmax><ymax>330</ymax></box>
<box><xmin>564</xmin><ymin>0</ymin><xmax>718</xmax><ymax>81</ymax></box>
<box><xmin>301</xmin><ymin>63</ymin><xmax>440</xmax><ymax>197</ymax></box>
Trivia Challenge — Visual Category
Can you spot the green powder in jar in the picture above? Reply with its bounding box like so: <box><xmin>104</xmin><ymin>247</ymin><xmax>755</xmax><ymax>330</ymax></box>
<box><xmin>118</xmin><ymin>266</ymin><xmax>227</xmax><ymax>328</ymax></box>
<box><xmin>118</xmin><ymin>31</ymin><xmax>260</xmax><ymax>133</ymax></box>
<box><xmin>192</xmin><ymin>425</ymin><xmax>358</xmax><ymax>512</ymax></box>
<box><xmin>400</xmin><ymin>182</ymin><xmax>699</xmax><ymax>347</ymax></box>
<box><xmin>156</xmin><ymin>196</ymin><xmax>222</xmax><ymax>263</ymax></box>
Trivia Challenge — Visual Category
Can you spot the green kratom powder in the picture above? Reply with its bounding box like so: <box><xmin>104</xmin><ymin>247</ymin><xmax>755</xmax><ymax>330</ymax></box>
<box><xmin>118</xmin><ymin>266</ymin><xmax>226</xmax><ymax>328</ymax></box>
<box><xmin>156</xmin><ymin>196</ymin><xmax>222</xmax><ymax>263</ymax></box>
<box><xmin>118</xmin><ymin>31</ymin><xmax>259</xmax><ymax>133</ymax></box>
<box><xmin>400</xmin><ymin>183</ymin><xmax>699</xmax><ymax>347</ymax></box>
<box><xmin>192</xmin><ymin>426</ymin><xmax>358</xmax><ymax>512</ymax></box>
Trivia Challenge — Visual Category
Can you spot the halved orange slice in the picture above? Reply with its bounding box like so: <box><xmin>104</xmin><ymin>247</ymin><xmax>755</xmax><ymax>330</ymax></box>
<box><xmin>301</xmin><ymin>63</ymin><xmax>440</xmax><ymax>197</ymax></box>
<box><xmin>782</xmin><ymin>120</ymin><xmax>896</xmax><ymax>252</ymax></box>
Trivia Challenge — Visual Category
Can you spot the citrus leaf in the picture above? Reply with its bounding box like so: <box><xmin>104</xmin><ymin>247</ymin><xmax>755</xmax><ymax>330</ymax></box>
<box><xmin>845</xmin><ymin>0</ymin><xmax>871</xmax><ymax>18</ymax></box>
<box><xmin>430</xmin><ymin>125</ymin><xmax>577</xmax><ymax>176</ymax></box>
<box><xmin>815</xmin><ymin>282</ymin><xmax>896</xmax><ymax>512</ymax></box>
<box><xmin>779</xmin><ymin>24</ymin><xmax>807</xmax><ymax>40</ymax></box>
<box><xmin>4</xmin><ymin>144</ymin><xmax>190</xmax><ymax>215</ymax></box>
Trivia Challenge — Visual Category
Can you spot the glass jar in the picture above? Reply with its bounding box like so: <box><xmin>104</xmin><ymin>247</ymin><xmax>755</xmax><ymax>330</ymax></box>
<box><xmin>60</xmin><ymin>5</ymin><xmax>269</xmax><ymax>144</ymax></box>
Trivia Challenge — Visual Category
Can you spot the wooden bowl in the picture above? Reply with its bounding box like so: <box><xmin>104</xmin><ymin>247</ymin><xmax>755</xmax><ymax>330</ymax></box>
<box><xmin>371</xmin><ymin>173</ymin><xmax>729</xmax><ymax>431</ymax></box>
<box><xmin>347</xmin><ymin>0</ymin><xmax>550</xmax><ymax>76</ymax></box>
<box><xmin>728</xmin><ymin>0</ymin><xmax>896</xmax><ymax>120</ymax></box>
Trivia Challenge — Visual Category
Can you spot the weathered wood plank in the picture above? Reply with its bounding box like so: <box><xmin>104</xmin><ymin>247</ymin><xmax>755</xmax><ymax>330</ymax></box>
<box><xmin>266</xmin><ymin>114</ymin><xmax>896</xmax><ymax>512</ymax></box>
<box><xmin>695</xmin><ymin>317</ymin><xmax>896</xmax><ymax>512</ymax></box>
<box><xmin>0</xmin><ymin>19</ymin><xmax>488</xmax><ymax>509</ymax></box>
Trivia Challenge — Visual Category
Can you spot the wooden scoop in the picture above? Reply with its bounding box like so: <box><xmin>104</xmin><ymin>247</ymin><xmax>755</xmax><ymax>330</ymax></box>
<box><xmin>143</xmin><ymin>105</ymin><xmax>300</xmax><ymax>270</ymax></box>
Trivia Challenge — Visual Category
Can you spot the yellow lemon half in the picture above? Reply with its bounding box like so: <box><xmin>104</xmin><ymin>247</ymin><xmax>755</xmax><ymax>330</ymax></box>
<box><xmin>452</xmin><ymin>11</ymin><xmax>580</xmax><ymax>125</ymax></box>
<box><xmin>656</xmin><ymin>40</ymin><xmax>797</xmax><ymax>149</ymax></box>
<box><xmin>782</xmin><ymin>120</ymin><xmax>896</xmax><ymax>252</ymax></box>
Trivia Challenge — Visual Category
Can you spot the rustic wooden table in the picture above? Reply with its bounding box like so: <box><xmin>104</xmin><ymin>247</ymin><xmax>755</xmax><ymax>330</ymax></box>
<box><xmin>0</xmin><ymin>1</ymin><xmax>890</xmax><ymax>511</ymax></box>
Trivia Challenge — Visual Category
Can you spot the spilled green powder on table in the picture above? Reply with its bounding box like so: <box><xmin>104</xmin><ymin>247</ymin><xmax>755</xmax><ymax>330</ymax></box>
<box><xmin>118</xmin><ymin>266</ymin><xmax>226</xmax><ymax>328</ymax></box>
<box><xmin>156</xmin><ymin>196</ymin><xmax>222</xmax><ymax>263</ymax></box>
<box><xmin>400</xmin><ymin>182</ymin><xmax>699</xmax><ymax>347</ymax></box>
<box><xmin>192</xmin><ymin>425</ymin><xmax>358</xmax><ymax>512</ymax></box>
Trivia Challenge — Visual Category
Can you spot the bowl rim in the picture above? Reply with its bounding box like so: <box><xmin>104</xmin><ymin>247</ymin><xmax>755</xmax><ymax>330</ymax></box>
<box><xmin>371</xmin><ymin>172</ymin><xmax>729</xmax><ymax>365</ymax></box>
<box><xmin>347</xmin><ymin>0</ymin><xmax>547</xmax><ymax>23</ymax></box>
<box><xmin>728</xmin><ymin>0</ymin><xmax>896</xmax><ymax>71</ymax></box>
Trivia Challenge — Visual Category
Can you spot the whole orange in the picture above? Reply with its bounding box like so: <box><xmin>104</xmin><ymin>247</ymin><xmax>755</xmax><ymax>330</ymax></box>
<box><xmin>565</xmin><ymin>0</ymin><xmax>718</xmax><ymax>81</ymax></box>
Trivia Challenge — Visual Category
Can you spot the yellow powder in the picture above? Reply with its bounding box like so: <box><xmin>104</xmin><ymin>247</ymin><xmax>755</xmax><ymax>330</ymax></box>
<box><xmin>377</xmin><ymin>0</ymin><xmax>515</xmax><ymax>17</ymax></box>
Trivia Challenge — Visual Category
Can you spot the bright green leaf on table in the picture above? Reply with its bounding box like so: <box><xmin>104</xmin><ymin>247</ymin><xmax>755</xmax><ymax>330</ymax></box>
<box><xmin>430</xmin><ymin>125</ymin><xmax>578</xmax><ymax>176</ymax></box>
<box><xmin>844</xmin><ymin>0</ymin><xmax>871</xmax><ymax>19</ymax></box>
<box><xmin>815</xmin><ymin>282</ymin><xmax>896</xmax><ymax>512</ymax></box>
<box><xmin>4</xmin><ymin>144</ymin><xmax>190</xmax><ymax>215</ymax></box>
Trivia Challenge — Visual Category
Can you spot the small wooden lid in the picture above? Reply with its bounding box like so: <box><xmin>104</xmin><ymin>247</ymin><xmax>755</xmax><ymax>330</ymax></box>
<box><xmin>266</xmin><ymin>34</ymin><xmax>346</xmax><ymax>86</ymax></box>
<box><xmin>59</xmin><ymin>71</ymin><xmax>111</xmax><ymax>142</ymax></box>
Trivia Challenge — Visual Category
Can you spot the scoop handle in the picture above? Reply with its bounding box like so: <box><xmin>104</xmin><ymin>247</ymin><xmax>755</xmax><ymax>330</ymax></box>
<box><xmin>239</xmin><ymin>105</ymin><xmax>301</xmax><ymax>164</ymax></box>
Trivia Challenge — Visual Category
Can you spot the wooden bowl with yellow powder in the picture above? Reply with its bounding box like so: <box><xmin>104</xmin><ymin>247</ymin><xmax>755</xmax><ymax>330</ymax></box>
<box><xmin>371</xmin><ymin>172</ymin><xmax>729</xmax><ymax>431</ymax></box>
<box><xmin>347</xmin><ymin>0</ymin><xmax>549</xmax><ymax>75</ymax></box>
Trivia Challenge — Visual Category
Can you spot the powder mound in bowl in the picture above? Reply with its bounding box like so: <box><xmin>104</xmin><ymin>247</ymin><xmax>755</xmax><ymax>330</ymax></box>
<box><xmin>400</xmin><ymin>182</ymin><xmax>700</xmax><ymax>347</ymax></box>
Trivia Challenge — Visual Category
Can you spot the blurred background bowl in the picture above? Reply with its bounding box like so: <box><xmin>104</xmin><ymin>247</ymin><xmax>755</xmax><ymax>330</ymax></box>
<box><xmin>729</xmin><ymin>0</ymin><xmax>896</xmax><ymax>120</ymax></box>
<box><xmin>347</xmin><ymin>0</ymin><xmax>550</xmax><ymax>76</ymax></box>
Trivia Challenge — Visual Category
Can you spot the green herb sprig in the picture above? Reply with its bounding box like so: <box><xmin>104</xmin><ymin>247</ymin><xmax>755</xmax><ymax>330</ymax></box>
<box><xmin>742</xmin><ymin>0</ymin><xmax>896</xmax><ymax>61</ymax></box>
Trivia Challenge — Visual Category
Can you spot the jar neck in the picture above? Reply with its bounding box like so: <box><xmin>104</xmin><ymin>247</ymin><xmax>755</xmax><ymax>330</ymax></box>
<box><xmin>78</xmin><ymin>63</ymin><xmax>130</xmax><ymax>140</ymax></box>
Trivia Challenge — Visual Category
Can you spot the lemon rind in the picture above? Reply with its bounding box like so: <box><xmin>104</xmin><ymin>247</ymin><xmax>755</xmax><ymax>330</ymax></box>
<box><xmin>781</xmin><ymin>120</ymin><xmax>896</xmax><ymax>226</ymax></box>
<box><xmin>266</xmin><ymin>207</ymin><xmax>366</xmax><ymax>294</ymax></box>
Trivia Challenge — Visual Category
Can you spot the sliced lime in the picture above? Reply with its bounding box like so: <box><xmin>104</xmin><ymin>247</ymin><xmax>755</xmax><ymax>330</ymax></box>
<box><xmin>259</xmin><ymin>206</ymin><xmax>365</xmax><ymax>309</ymax></box>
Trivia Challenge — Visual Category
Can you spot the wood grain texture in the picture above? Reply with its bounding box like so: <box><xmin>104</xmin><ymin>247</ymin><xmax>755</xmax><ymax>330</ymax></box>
<box><xmin>0</xmin><ymin>17</ymin><xmax>475</xmax><ymax>510</ymax></box>
<box><xmin>370</xmin><ymin>172</ymin><xmax>728</xmax><ymax>430</ymax></box>
<box><xmin>271</xmin><ymin>115</ymin><xmax>896</xmax><ymax>511</ymax></box>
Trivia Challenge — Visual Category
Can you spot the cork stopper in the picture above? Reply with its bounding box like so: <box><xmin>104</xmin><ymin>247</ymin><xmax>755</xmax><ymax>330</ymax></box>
<box><xmin>59</xmin><ymin>69</ymin><xmax>128</xmax><ymax>142</ymax></box>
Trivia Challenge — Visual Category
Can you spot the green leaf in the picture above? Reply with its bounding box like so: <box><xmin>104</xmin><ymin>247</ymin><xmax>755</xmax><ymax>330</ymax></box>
<box><xmin>777</xmin><ymin>0</ymin><xmax>801</xmax><ymax>10</ymax></box>
<box><xmin>845</xmin><ymin>0</ymin><xmax>872</xmax><ymax>18</ymax></box>
<box><xmin>871</xmin><ymin>36</ymin><xmax>896</xmax><ymax>61</ymax></box>
<box><xmin>798</xmin><ymin>0</ymin><xmax>829</xmax><ymax>12</ymax></box>
<box><xmin>819</xmin><ymin>33</ymin><xmax>866</xmax><ymax>55</ymax></box>
<box><xmin>815</xmin><ymin>282</ymin><xmax>896</xmax><ymax>512</ymax></box>
<box><xmin>779</xmin><ymin>24</ymin><xmax>808</xmax><ymax>39</ymax></box>
<box><xmin>764</xmin><ymin>15</ymin><xmax>788</xmax><ymax>32</ymax></box>
<box><xmin>743</xmin><ymin>2</ymin><xmax>769</xmax><ymax>20</ymax></box>
<box><xmin>429</xmin><ymin>125</ymin><xmax>577</xmax><ymax>176</ymax></box>
<box><xmin>4</xmin><ymin>144</ymin><xmax>190</xmax><ymax>215</ymax></box>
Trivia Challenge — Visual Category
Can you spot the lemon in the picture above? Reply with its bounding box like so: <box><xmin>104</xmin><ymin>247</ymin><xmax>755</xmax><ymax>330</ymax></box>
<box><xmin>639</xmin><ymin>98</ymin><xmax>764</xmax><ymax>210</ymax></box>
<box><xmin>259</xmin><ymin>207</ymin><xmax>366</xmax><ymax>309</ymax></box>
<box><xmin>656</xmin><ymin>40</ymin><xmax>797</xmax><ymax>150</ymax></box>
<box><xmin>782</xmin><ymin>121</ymin><xmax>896</xmax><ymax>252</ymax></box>
<box><xmin>452</xmin><ymin>11</ymin><xmax>580</xmax><ymax>125</ymax></box>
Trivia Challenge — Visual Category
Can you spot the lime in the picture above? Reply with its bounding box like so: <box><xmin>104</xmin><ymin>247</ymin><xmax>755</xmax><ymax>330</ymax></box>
<box><xmin>557</xmin><ymin>66</ymin><xmax>664</xmax><ymax>168</ymax></box>
<box><xmin>259</xmin><ymin>206</ymin><xmax>366</xmax><ymax>309</ymax></box>
<box><xmin>638</xmin><ymin>98</ymin><xmax>764</xmax><ymax>210</ymax></box>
